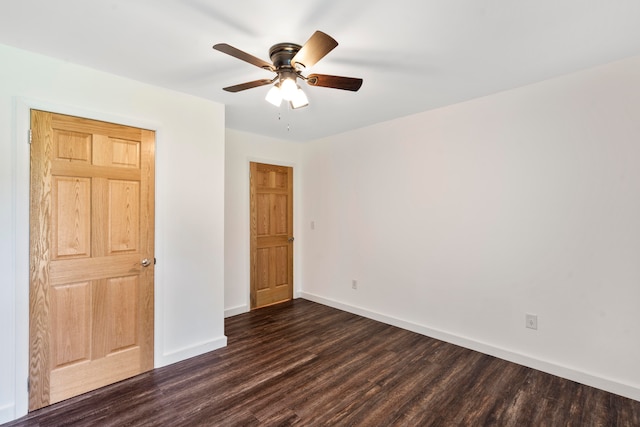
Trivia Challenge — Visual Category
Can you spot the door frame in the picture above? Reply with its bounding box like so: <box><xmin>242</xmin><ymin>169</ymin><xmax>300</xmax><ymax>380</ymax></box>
<box><xmin>12</xmin><ymin>98</ymin><xmax>162</xmax><ymax>418</ymax></box>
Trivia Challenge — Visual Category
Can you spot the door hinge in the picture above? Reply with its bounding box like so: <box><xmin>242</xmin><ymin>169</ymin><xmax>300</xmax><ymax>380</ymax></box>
<box><xmin>28</xmin><ymin>129</ymin><xmax>32</xmax><ymax>144</ymax></box>
<box><xmin>154</xmin><ymin>257</ymin><xmax>157</xmax><ymax>265</ymax></box>
<box><xmin>27</xmin><ymin>378</ymin><xmax>30</xmax><ymax>392</ymax></box>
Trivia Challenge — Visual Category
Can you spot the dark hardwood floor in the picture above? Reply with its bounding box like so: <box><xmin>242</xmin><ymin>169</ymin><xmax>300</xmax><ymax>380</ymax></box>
<box><xmin>5</xmin><ymin>299</ymin><xmax>640</xmax><ymax>426</ymax></box>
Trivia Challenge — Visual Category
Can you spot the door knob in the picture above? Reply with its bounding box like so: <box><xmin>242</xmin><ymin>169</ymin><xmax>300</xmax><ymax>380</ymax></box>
<box><xmin>141</xmin><ymin>258</ymin><xmax>151</xmax><ymax>267</ymax></box>
<box><xmin>288</xmin><ymin>237</ymin><xmax>294</xmax><ymax>242</ymax></box>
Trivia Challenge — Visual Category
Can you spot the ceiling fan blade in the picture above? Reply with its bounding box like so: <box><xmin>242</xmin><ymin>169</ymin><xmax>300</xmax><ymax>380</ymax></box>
<box><xmin>223</xmin><ymin>79</ymin><xmax>274</xmax><ymax>93</ymax></box>
<box><xmin>291</xmin><ymin>31</ymin><xmax>338</xmax><ymax>69</ymax></box>
<box><xmin>306</xmin><ymin>74</ymin><xmax>363</xmax><ymax>91</ymax></box>
<box><xmin>213</xmin><ymin>43</ymin><xmax>275</xmax><ymax>71</ymax></box>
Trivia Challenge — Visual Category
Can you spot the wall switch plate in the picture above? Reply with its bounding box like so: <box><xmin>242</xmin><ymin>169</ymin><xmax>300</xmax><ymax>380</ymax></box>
<box><xmin>352</xmin><ymin>280</ymin><xmax>357</xmax><ymax>290</ymax></box>
<box><xmin>526</xmin><ymin>313</ymin><xmax>538</xmax><ymax>330</ymax></box>
<box><xmin>310</xmin><ymin>221</ymin><xmax>315</xmax><ymax>230</ymax></box>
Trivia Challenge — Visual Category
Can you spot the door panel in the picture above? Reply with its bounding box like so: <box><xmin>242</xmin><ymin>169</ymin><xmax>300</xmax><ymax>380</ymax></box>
<box><xmin>50</xmin><ymin>281</ymin><xmax>91</xmax><ymax>366</ymax></box>
<box><xmin>108</xmin><ymin>179</ymin><xmax>140</xmax><ymax>253</ymax></box>
<box><xmin>52</xmin><ymin>176</ymin><xmax>91</xmax><ymax>258</ymax></box>
<box><xmin>250</xmin><ymin>162</ymin><xmax>293</xmax><ymax>309</ymax></box>
<box><xmin>29</xmin><ymin>110</ymin><xmax>155</xmax><ymax>410</ymax></box>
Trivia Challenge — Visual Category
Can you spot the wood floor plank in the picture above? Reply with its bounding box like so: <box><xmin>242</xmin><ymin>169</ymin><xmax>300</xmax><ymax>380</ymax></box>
<box><xmin>5</xmin><ymin>299</ymin><xmax>640</xmax><ymax>426</ymax></box>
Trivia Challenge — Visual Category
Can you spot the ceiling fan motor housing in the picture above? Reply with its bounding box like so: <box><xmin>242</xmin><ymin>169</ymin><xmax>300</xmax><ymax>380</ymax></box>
<box><xmin>269</xmin><ymin>43</ymin><xmax>302</xmax><ymax>70</ymax></box>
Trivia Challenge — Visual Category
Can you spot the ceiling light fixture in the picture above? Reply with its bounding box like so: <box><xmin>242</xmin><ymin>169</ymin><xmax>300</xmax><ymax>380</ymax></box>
<box><xmin>265</xmin><ymin>72</ymin><xmax>309</xmax><ymax>109</ymax></box>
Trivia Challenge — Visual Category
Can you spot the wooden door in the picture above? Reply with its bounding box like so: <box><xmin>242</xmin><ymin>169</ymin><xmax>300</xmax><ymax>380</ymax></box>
<box><xmin>29</xmin><ymin>110</ymin><xmax>155</xmax><ymax>410</ymax></box>
<box><xmin>250</xmin><ymin>162</ymin><xmax>293</xmax><ymax>309</ymax></box>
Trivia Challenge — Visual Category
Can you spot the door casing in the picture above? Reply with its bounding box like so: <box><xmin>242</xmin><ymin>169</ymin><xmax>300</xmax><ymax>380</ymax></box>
<box><xmin>12</xmin><ymin>99</ymin><xmax>161</xmax><ymax>417</ymax></box>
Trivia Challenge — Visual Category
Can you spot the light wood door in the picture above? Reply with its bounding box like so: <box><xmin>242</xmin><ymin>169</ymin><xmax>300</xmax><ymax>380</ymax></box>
<box><xmin>250</xmin><ymin>162</ymin><xmax>293</xmax><ymax>309</ymax></box>
<box><xmin>29</xmin><ymin>110</ymin><xmax>155</xmax><ymax>410</ymax></box>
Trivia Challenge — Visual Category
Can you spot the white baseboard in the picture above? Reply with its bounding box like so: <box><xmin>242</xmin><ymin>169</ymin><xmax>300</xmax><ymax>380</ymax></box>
<box><xmin>299</xmin><ymin>291</ymin><xmax>640</xmax><ymax>402</ymax></box>
<box><xmin>0</xmin><ymin>403</ymin><xmax>15</xmax><ymax>424</ymax></box>
<box><xmin>157</xmin><ymin>335</ymin><xmax>227</xmax><ymax>368</ymax></box>
<box><xmin>225</xmin><ymin>304</ymin><xmax>249</xmax><ymax>318</ymax></box>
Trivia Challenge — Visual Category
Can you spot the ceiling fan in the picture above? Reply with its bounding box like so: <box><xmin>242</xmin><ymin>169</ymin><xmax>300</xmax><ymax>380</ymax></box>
<box><xmin>213</xmin><ymin>31</ymin><xmax>363</xmax><ymax>109</ymax></box>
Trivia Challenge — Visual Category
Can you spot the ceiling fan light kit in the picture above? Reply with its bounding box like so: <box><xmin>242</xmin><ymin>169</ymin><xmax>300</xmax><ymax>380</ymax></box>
<box><xmin>213</xmin><ymin>31</ymin><xmax>362</xmax><ymax>110</ymax></box>
<box><xmin>264</xmin><ymin>78</ymin><xmax>309</xmax><ymax>109</ymax></box>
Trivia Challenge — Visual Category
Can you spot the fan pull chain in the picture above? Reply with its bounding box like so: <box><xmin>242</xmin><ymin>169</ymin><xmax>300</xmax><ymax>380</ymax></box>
<box><xmin>278</xmin><ymin>111</ymin><xmax>291</xmax><ymax>131</ymax></box>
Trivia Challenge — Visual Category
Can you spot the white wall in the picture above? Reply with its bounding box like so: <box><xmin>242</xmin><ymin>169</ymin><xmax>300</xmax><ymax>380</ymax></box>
<box><xmin>0</xmin><ymin>44</ymin><xmax>226</xmax><ymax>423</ymax></box>
<box><xmin>300</xmin><ymin>55</ymin><xmax>640</xmax><ymax>401</ymax></box>
<box><xmin>224</xmin><ymin>129</ymin><xmax>302</xmax><ymax>316</ymax></box>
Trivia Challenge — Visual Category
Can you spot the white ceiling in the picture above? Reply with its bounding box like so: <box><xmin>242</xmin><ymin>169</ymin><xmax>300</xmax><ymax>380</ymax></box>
<box><xmin>1</xmin><ymin>1</ymin><xmax>640</xmax><ymax>141</ymax></box>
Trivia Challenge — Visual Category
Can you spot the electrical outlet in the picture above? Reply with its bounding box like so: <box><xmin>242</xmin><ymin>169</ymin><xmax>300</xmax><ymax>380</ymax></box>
<box><xmin>352</xmin><ymin>280</ymin><xmax>358</xmax><ymax>290</ymax></box>
<box><xmin>526</xmin><ymin>313</ymin><xmax>538</xmax><ymax>330</ymax></box>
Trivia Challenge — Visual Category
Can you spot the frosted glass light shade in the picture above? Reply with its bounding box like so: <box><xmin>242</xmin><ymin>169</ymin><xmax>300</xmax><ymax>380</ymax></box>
<box><xmin>265</xmin><ymin>85</ymin><xmax>282</xmax><ymax>106</ymax></box>
<box><xmin>280</xmin><ymin>78</ymin><xmax>298</xmax><ymax>101</ymax></box>
<box><xmin>290</xmin><ymin>87</ymin><xmax>309</xmax><ymax>109</ymax></box>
